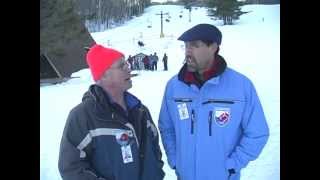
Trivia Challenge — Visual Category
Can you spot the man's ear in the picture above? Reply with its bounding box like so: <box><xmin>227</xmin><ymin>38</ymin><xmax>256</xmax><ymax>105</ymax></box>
<box><xmin>97</xmin><ymin>70</ymin><xmax>110</xmax><ymax>84</ymax></box>
<box><xmin>211</xmin><ymin>42</ymin><xmax>218</xmax><ymax>50</ymax></box>
<box><xmin>210</xmin><ymin>42</ymin><xmax>219</xmax><ymax>54</ymax></box>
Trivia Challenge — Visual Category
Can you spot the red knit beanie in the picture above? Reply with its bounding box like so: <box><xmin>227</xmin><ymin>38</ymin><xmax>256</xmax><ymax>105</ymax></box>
<box><xmin>86</xmin><ymin>44</ymin><xmax>124</xmax><ymax>81</ymax></box>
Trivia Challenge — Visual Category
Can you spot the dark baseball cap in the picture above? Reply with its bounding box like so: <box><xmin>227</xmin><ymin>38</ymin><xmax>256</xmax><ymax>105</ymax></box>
<box><xmin>178</xmin><ymin>24</ymin><xmax>222</xmax><ymax>45</ymax></box>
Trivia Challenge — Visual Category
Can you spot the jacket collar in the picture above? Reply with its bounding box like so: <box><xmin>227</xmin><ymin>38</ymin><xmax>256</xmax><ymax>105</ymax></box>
<box><xmin>82</xmin><ymin>85</ymin><xmax>141</xmax><ymax>122</ymax></box>
<box><xmin>178</xmin><ymin>54</ymin><xmax>227</xmax><ymax>88</ymax></box>
<box><xmin>83</xmin><ymin>85</ymin><xmax>141</xmax><ymax>108</ymax></box>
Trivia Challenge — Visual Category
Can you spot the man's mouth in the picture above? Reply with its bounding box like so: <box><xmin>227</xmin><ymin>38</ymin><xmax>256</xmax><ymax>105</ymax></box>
<box><xmin>125</xmin><ymin>73</ymin><xmax>138</xmax><ymax>81</ymax></box>
<box><xmin>130</xmin><ymin>73</ymin><xmax>138</xmax><ymax>77</ymax></box>
<box><xmin>186</xmin><ymin>56</ymin><xmax>193</xmax><ymax>64</ymax></box>
<box><xmin>125</xmin><ymin>77</ymin><xmax>131</xmax><ymax>81</ymax></box>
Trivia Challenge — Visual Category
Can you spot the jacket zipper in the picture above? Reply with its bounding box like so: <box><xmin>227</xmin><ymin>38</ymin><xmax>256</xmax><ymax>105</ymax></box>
<box><xmin>208</xmin><ymin>111</ymin><xmax>213</xmax><ymax>136</ymax></box>
<box><xmin>191</xmin><ymin>109</ymin><xmax>195</xmax><ymax>134</ymax></box>
<box><xmin>174</xmin><ymin>98</ymin><xmax>193</xmax><ymax>103</ymax></box>
<box><xmin>202</xmin><ymin>99</ymin><xmax>235</xmax><ymax>105</ymax></box>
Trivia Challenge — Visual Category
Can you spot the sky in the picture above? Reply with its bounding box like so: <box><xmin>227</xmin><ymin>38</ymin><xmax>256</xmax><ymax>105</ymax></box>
<box><xmin>40</xmin><ymin>4</ymin><xmax>280</xmax><ymax>180</ymax></box>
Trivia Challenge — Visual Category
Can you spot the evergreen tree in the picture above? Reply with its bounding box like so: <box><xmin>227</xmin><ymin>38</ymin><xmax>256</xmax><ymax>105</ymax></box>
<box><xmin>180</xmin><ymin>0</ymin><xmax>198</xmax><ymax>9</ymax></box>
<box><xmin>40</xmin><ymin>0</ymin><xmax>95</xmax><ymax>77</ymax></box>
<box><xmin>180</xmin><ymin>0</ymin><xmax>195</xmax><ymax>6</ymax></box>
<box><xmin>206</xmin><ymin>0</ymin><xmax>247</xmax><ymax>25</ymax></box>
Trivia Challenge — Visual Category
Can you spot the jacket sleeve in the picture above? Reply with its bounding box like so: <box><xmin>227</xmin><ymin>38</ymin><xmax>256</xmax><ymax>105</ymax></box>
<box><xmin>58</xmin><ymin>107</ymin><xmax>110</xmax><ymax>180</ymax></box>
<box><xmin>158</xmin><ymin>85</ymin><xmax>177</xmax><ymax>169</ymax></box>
<box><xmin>226</xmin><ymin>79</ymin><xmax>269</xmax><ymax>172</ymax></box>
<box><xmin>143</xmin><ymin>106</ymin><xmax>164</xmax><ymax>169</ymax></box>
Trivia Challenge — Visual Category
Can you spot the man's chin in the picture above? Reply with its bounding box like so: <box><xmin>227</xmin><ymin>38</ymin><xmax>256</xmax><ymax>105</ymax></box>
<box><xmin>127</xmin><ymin>81</ymin><xmax>133</xmax><ymax>89</ymax></box>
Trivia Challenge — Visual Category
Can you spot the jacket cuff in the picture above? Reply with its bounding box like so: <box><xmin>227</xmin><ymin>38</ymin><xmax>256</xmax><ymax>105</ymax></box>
<box><xmin>168</xmin><ymin>156</ymin><xmax>176</xmax><ymax>169</ymax></box>
<box><xmin>228</xmin><ymin>169</ymin><xmax>235</xmax><ymax>174</ymax></box>
<box><xmin>226</xmin><ymin>158</ymin><xmax>238</xmax><ymax>172</ymax></box>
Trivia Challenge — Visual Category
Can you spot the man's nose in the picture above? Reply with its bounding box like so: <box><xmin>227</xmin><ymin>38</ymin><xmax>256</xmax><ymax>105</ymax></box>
<box><xmin>185</xmin><ymin>48</ymin><xmax>192</xmax><ymax>56</ymax></box>
<box><xmin>124</xmin><ymin>62</ymin><xmax>131</xmax><ymax>72</ymax></box>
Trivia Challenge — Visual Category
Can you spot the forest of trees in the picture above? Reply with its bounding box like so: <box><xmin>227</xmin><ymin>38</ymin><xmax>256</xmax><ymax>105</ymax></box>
<box><xmin>40</xmin><ymin>0</ymin><xmax>95</xmax><ymax>77</ymax></box>
<box><xmin>177</xmin><ymin>0</ymin><xmax>247</xmax><ymax>25</ymax></box>
<box><xmin>177</xmin><ymin>0</ymin><xmax>280</xmax><ymax>25</ymax></box>
<box><xmin>40</xmin><ymin>0</ymin><xmax>154</xmax><ymax>78</ymax></box>
<box><xmin>75</xmin><ymin>0</ymin><xmax>151</xmax><ymax>32</ymax></box>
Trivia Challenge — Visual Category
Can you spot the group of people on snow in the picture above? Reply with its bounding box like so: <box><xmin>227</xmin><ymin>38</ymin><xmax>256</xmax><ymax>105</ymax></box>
<box><xmin>127</xmin><ymin>52</ymin><xmax>168</xmax><ymax>71</ymax></box>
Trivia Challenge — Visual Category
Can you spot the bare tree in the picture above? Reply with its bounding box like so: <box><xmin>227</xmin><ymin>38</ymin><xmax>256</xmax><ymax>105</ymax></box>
<box><xmin>75</xmin><ymin>0</ymin><xmax>150</xmax><ymax>32</ymax></box>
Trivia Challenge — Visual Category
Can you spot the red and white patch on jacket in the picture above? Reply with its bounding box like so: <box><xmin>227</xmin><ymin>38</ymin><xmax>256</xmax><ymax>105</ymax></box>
<box><xmin>214</xmin><ymin>107</ymin><xmax>231</xmax><ymax>127</ymax></box>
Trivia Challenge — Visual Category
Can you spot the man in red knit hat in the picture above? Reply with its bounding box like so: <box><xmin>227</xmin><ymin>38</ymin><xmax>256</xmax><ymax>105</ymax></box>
<box><xmin>58</xmin><ymin>44</ymin><xmax>165</xmax><ymax>180</ymax></box>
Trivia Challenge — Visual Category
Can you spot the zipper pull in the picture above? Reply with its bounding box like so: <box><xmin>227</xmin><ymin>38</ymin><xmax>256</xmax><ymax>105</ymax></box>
<box><xmin>228</xmin><ymin>169</ymin><xmax>235</xmax><ymax>180</ymax></box>
<box><xmin>208</xmin><ymin>111</ymin><xmax>212</xmax><ymax>136</ymax></box>
<box><xmin>191</xmin><ymin>109</ymin><xmax>195</xmax><ymax>134</ymax></box>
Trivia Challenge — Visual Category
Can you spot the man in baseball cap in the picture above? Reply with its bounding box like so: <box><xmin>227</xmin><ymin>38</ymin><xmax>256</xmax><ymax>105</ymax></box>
<box><xmin>177</xmin><ymin>23</ymin><xmax>223</xmax><ymax>77</ymax></box>
<box><xmin>178</xmin><ymin>23</ymin><xmax>222</xmax><ymax>45</ymax></box>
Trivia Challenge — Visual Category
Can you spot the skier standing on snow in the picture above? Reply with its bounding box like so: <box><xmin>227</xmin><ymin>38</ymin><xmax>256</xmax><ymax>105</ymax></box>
<box><xmin>158</xmin><ymin>24</ymin><xmax>269</xmax><ymax>180</ymax></box>
<box><xmin>153</xmin><ymin>52</ymin><xmax>159</xmax><ymax>71</ymax></box>
<box><xmin>162</xmin><ymin>53</ymin><xmax>168</xmax><ymax>71</ymax></box>
<box><xmin>127</xmin><ymin>55</ymin><xmax>133</xmax><ymax>70</ymax></box>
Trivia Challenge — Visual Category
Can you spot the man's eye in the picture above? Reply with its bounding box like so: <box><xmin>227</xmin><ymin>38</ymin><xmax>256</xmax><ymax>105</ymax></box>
<box><xmin>190</xmin><ymin>42</ymin><xmax>199</xmax><ymax>47</ymax></box>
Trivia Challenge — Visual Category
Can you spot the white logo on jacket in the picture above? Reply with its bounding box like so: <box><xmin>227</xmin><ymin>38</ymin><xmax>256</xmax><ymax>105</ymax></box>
<box><xmin>177</xmin><ymin>103</ymin><xmax>189</xmax><ymax>120</ymax></box>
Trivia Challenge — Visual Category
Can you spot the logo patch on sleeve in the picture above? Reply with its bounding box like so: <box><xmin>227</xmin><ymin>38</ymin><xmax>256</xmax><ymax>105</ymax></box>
<box><xmin>214</xmin><ymin>107</ymin><xmax>231</xmax><ymax>127</ymax></box>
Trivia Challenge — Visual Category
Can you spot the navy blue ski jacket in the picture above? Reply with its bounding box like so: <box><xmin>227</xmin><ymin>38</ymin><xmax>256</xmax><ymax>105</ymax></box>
<box><xmin>59</xmin><ymin>85</ymin><xmax>164</xmax><ymax>180</ymax></box>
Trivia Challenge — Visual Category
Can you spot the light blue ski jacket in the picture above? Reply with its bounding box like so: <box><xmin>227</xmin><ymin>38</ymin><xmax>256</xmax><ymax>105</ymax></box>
<box><xmin>159</xmin><ymin>63</ymin><xmax>269</xmax><ymax>180</ymax></box>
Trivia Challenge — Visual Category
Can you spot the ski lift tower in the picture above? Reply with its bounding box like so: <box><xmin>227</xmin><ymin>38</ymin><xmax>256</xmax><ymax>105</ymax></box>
<box><xmin>156</xmin><ymin>11</ymin><xmax>169</xmax><ymax>38</ymax></box>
